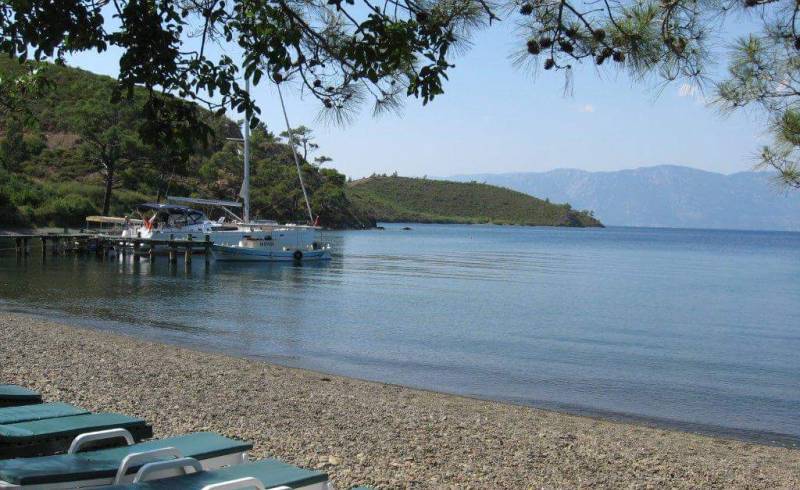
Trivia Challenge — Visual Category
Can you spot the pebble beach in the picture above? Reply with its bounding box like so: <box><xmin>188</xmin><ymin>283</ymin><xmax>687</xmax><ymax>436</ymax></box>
<box><xmin>1</xmin><ymin>312</ymin><xmax>798</xmax><ymax>488</ymax></box>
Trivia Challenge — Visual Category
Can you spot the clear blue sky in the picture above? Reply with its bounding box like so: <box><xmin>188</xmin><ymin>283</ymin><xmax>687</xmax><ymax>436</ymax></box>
<box><xmin>66</xmin><ymin>19</ymin><xmax>767</xmax><ymax>179</ymax></box>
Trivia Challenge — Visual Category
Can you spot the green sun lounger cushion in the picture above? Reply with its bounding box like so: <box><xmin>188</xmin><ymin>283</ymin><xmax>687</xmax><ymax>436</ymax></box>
<box><xmin>0</xmin><ymin>385</ymin><xmax>42</xmax><ymax>407</ymax></box>
<box><xmin>0</xmin><ymin>402</ymin><xmax>89</xmax><ymax>425</ymax></box>
<box><xmin>104</xmin><ymin>459</ymin><xmax>329</xmax><ymax>489</ymax></box>
<box><xmin>0</xmin><ymin>432</ymin><xmax>252</xmax><ymax>486</ymax></box>
<box><xmin>0</xmin><ymin>412</ymin><xmax>153</xmax><ymax>458</ymax></box>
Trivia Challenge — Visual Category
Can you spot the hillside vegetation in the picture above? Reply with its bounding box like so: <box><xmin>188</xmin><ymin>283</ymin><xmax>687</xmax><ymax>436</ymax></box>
<box><xmin>0</xmin><ymin>59</ymin><xmax>598</xmax><ymax>231</ymax></box>
<box><xmin>0</xmin><ymin>57</ymin><xmax>374</xmax><ymax>229</ymax></box>
<box><xmin>347</xmin><ymin>176</ymin><xmax>603</xmax><ymax>227</ymax></box>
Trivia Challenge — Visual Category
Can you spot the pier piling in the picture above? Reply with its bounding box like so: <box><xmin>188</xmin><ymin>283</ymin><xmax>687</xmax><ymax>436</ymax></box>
<box><xmin>168</xmin><ymin>234</ymin><xmax>177</xmax><ymax>264</ymax></box>
<box><xmin>184</xmin><ymin>235</ymin><xmax>192</xmax><ymax>266</ymax></box>
<box><xmin>17</xmin><ymin>237</ymin><xmax>31</xmax><ymax>256</ymax></box>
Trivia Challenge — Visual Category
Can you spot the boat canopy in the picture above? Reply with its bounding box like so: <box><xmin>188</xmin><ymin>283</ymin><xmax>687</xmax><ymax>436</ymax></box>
<box><xmin>135</xmin><ymin>203</ymin><xmax>196</xmax><ymax>214</ymax></box>
<box><xmin>85</xmin><ymin>216</ymin><xmax>143</xmax><ymax>225</ymax></box>
<box><xmin>167</xmin><ymin>196</ymin><xmax>242</xmax><ymax>208</ymax></box>
<box><xmin>167</xmin><ymin>196</ymin><xmax>243</xmax><ymax>222</ymax></box>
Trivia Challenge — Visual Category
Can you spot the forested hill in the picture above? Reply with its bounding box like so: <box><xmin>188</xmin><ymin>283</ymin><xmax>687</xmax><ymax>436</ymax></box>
<box><xmin>0</xmin><ymin>57</ymin><xmax>374</xmax><ymax>229</ymax></box>
<box><xmin>347</xmin><ymin>176</ymin><xmax>603</xmax><ymax>227</ymax></box>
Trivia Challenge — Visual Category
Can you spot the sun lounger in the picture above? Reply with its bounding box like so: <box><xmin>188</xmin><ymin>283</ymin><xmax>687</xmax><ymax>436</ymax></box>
<box><xmin>103</xmin><ymin>458</ymin><xmax>330</xmax><ymax>490</ymax></box>
<box><xmin>0</xmin><ymin>404</ymin><xmax>89</xmax><ymax>426</ymax></box>
<box><xmin>0</xmin><ymin>387</ymin><xmax>42</xmax><ymax>408</ymax></box>
<box><xmin>0</xmin><ymin>413</ymin><xmax>152</xmax><ymax>459</ymax></box>
<box><xmin>0</xmin><ymin>431</ymin><xmax>251</xmax><ymax>488</ymax></box>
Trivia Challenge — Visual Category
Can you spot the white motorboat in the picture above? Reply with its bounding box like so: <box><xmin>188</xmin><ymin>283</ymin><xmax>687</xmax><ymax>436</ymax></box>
<box><xmin>122</xmin><ymin>201</ymin><xmax>240</xmax><ymax>245</ymax></box>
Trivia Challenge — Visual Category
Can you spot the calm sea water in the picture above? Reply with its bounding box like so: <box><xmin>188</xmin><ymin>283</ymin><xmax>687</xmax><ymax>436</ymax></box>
<box><xmin>1</xmin><ymin>225</ymin><xmax>799</xmax><ymax>446</ymax></box>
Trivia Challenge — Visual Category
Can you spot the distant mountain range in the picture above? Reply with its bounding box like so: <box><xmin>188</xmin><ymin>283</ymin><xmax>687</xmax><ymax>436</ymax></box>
<box><xmin>448</xmin><ymin>165</ymin><xmax>800</xmax><ymax>231</ymax></box>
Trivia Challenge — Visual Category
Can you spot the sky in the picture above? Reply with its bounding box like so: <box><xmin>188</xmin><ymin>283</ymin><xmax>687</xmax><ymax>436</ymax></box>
<box><xmin>66</xmin><ymin>16</ymin><xmax>769</xmax><ymax>180</ymax></box>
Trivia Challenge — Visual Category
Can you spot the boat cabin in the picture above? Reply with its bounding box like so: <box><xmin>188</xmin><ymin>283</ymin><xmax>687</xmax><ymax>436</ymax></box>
<box><xmin>136</xmin><ymin>203</ymin><xmax>206</xmax><ymax>230</ymax></box>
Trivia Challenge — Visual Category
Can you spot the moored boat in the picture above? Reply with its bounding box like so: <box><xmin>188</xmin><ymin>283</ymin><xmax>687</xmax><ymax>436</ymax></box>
<box><xmin>212</xmin><ymin>235</ymin><xmax>331</xmax><ymax>262</ymax></box>
<box><xmin>84</xmin><ymin>215</ymin><xmax>143</xmax><ymax>236</ymax></box>
<box><xmin>121</xmin><ymin>201</ymin><xmax>248</xmax><ymax>247</ymax></box>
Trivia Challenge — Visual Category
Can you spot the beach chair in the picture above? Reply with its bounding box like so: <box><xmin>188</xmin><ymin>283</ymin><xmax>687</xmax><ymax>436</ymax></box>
<box><xmin>0</xmin><ymin>404</ymin><xmax>89</xmax><ymax>426</ymax></box>
<box><xmin>103</xmin><ymin>457</ymin><xmax>331</xmax><ymax>490</ymax></box>
<box><xmin>0</xmin><ymin>387</ymin><xmax>42</xmax><ymax>408</ymax></box>
<box><xmin>0</xmin><ymin>413</ymin><xmax>153</xmax><ymax>459</ymax></box>
<box><xmin>0</xmin><ymin>431</ymin><xmax>251</xmax><ymax>488</ymax></box>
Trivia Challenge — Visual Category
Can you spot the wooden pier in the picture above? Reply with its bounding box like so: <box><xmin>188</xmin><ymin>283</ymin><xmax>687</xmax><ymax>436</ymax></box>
<box><xmin>12</xmin><ymin>234</ymin><xmax>94</xmax><ymax>258</ymax></box>
<box><xmin>10</xmin><ymin>233</ymin><xmax>214</xmax><ymax>267</ymax></box>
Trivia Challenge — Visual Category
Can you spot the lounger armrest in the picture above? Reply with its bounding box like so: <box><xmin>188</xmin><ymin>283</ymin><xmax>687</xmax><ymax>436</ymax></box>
<box><xmin>201</xmin><ymin>477</ymin><xmax>286</xmax><ymax>490</ymax></box>
<box><xmin>68</xmin><ymin>428</ymin><xmax>135</xmax><ymax>454</ymax></box>
<box><xmin>133</xmin><ymin>456</ymin><xmax>204</xmax><ymax>483</ymax></box>
<box><xmin>113</xmin><ymin>447</ymin><xmax>184</xmax><ymax>484</ymax></box>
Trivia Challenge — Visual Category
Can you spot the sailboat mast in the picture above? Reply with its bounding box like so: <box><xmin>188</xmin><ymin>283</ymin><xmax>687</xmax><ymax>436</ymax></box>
<box><xmin>243</xmin><ymin>79</ymin><xmax>251</xmax><ymax>223</ymax></box>
<box><xmin>277</xmin><ymin>83</ymin><xmax>314</xmax><ymax>223</ymax></box>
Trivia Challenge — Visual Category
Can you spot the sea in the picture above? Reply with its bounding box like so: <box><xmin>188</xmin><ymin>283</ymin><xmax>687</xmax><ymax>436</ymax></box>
<box><xmin>1</xmin><ymin>224</ymin><xmax>798</xmax><ymax>446</ymax></box>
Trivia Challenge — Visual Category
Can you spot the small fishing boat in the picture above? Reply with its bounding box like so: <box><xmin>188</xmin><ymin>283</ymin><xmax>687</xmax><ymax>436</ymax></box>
<box><xmin>212</xmin><ymin>235</ymin><xmax>331</xmax><ymax>262</ymax></box>
<box><xmin>84</xmin><ymin>216</ymin><xmax>143</xmax><ymax>236</ymax></box>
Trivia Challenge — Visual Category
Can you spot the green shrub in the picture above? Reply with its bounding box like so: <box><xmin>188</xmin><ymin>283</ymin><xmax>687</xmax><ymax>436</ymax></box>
<box><xmin>0</xmin><ymin>189</ymin><xmax>30</xmax><ymax>228</ymax></box>
<box><xmin>23</xmin><ymin>132</ymin><xmax>47</xmax><ymax>158</ymax></box>
<box><xmin>0</xmin><ymin>170</ymin><xmax>47</xmax><ymax>208</ymax></box>
<box><xmin>33</xmin><ymin>194</ymin><xmax>98</xmax><ymax>227</ymax></box>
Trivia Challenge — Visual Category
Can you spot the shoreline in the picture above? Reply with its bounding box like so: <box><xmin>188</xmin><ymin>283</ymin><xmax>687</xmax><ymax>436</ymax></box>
<box><xmin>7</xmin><ymin>303</ymin><xmax>799</xmax><ymax>450</ymax></box>
<box><xmin>2</xmin><ymin>312</ymin><xmax>799</xmax><ymax>488</ymax></box>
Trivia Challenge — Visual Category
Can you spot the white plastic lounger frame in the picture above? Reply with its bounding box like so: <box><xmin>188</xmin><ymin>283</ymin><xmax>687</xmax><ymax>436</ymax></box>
<box><xmin>201</xmin><ymin>479</ymin><xmax>265</xmax><ymax>490</ymax></box>
<box><xmin>68</xmin><ymin>429</ymin><xmax>135</xmax><ymax>454</ymax></box>
<box><xmin>131</xmin><ymin>457</ymin><xmax>204</xmax><ymax>483</ymax></box>
<box><xmin>113</xmin><ymin>447</ymin><xmax>184</xmax><ymax>484</ymax></box>
<box><xmin>202</xmin><ymin>480</ymin><xmax>292</xmax><ymax>490</ymax></box>
<box><xmin>132</xmin><ymin>462</ymin><xmax>295</xmax><ymax>490</ymax></box>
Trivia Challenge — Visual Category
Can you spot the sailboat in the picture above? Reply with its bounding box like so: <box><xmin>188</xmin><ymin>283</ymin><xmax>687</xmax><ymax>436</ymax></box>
<box><xmin>209</xmin><ymin>81</ymin><xmax>331</xmax><ymax>262</ymax></box>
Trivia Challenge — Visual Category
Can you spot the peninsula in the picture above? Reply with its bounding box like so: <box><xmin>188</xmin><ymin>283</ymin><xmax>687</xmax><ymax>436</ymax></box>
<box><xmin>348</xmin><ymin>176</ymin><xmax>603</xmax><ymax>227</ymax></box>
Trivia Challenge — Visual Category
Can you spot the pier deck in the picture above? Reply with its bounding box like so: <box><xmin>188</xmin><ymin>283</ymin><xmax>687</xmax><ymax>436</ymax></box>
<box><xmin>8</xmin><ymin>233</ymin><xmax>214</xmax><ymax>266</ymax></box>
